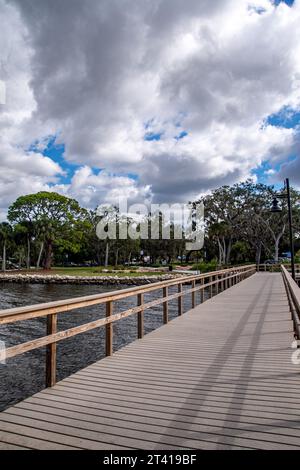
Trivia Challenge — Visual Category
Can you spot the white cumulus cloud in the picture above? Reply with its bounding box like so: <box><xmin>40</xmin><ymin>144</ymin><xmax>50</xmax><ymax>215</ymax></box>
<box><xmin>0</xmin><ymin>0</ymin><xmax>300</xmax><ymax>217</ymax></box>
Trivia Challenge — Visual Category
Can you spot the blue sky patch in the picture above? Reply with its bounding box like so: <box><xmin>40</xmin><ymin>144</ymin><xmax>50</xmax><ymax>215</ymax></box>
<box><xmin>175</xmin><ymin>131</ymin><xmax>188</xmax><ymax>141</ymax></box>
<box><xmin>126</xmin><ymin>173</ymin><xmax>139</xmax><ymax>181</ymax></box>
<box><xmin>251</xmin><ymin>160</ymin><xmax>274</xmax><ymax>184</ymax></box>
<box><xmin>252</xmin><ymin>156</ymin><xmax>296</xmax><ymax>187</ymax></box>
<box><xmin>28</xmin><ymin>135</ymin><xmax>79</xmax><ymax>184</ymax></box>
<box><xmin>273</xmin><ymin>0</ymin><xmax>294</xmax><ymax>6</ymax></box>
<box><xmin>266</xmin><ymin>106</ymin><xmax>300</xmax><ymax>129</ymax></box>
<box><xmin>144</xmin><ymin>131</ymin><xmax>164</xmax><ymax>141</ymax></box>
<box><xmin>251</xmin><ymin>160</ymin><xmax>283</xmax><ymax>189</ymax></box>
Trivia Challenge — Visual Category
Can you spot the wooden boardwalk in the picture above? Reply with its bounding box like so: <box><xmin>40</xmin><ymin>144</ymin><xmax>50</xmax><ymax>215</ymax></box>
<box><xmin>1</xmin><ymin>272</ymin><xmax>300</xmax><ymax>450</ymax></box>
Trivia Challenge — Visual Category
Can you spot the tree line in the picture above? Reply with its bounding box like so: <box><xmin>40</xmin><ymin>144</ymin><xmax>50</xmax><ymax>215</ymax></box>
<box><xmin>0</xmin><ymin>181</ymin><xmax>299</xmax><ymax>271</ymax></box>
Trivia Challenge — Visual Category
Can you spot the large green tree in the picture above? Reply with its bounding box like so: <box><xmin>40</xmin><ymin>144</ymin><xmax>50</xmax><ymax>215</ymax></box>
<box><xmin>202</xmin><ymin>180</ymin><xmax>300</xmax><ymax>265</ymax></box>
<box><xmin>8</xmin><ymin>192</ymin><xmax>87</xmax><ymax>269</ymax></box>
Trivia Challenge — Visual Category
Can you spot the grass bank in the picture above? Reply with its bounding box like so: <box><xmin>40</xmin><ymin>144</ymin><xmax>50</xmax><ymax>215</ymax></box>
<box><xmin>12</xmin><ymin>267</ymin><xmax>167</xmax><ymax>277</ymax></box>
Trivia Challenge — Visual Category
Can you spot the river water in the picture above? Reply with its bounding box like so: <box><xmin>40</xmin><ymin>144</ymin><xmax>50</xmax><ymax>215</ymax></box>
<box><xmin>0</xmin><ymin>282</ymin><xmax>200</xmax><ymax>411</ymax></box>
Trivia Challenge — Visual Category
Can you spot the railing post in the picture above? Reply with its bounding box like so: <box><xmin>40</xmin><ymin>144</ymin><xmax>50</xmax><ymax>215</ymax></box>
<box><xmin>192</xmin><ymin>280</ymin><xmax>196</xmax><ymax>308</ymax></box>
<box><xmin>178</xmin><ymin>283</ymin><xmax>183</xmax><ymax>316</ymax></box>
<box><xmin>46</xmin><ymin>313</ymin><xmax>57</xmax><ymax>388</ymax></box>
<box><xmin>216</xmin><ymin>276</ymin><xmax>219</xmax><ymax>295</ymax></box>
<box><xmin>163</xmin><ymin>287</ymin><xmax>168</xmax><ymax>324</ymax></box>
<box><xmin>210</xmin><ymin>276</ymin><xmax>213</xmax><ymax>298</ymax></box>
<box><xmin>201</xmin><ymin>278</ymin><xmax>205</xmax><ymax>303</ymax></box>
<box><xmin>137</xmin><ymin>293</ymin><xmax>144</xmax><ymax>339</ymax></box>
<box><xmin>106</xmin><ymin>301</ymin><xmax>113</xmax><ymax>356</ymax></box>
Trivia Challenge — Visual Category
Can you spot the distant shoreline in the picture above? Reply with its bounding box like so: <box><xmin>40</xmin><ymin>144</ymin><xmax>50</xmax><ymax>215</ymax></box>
<box><xmin>0</xmin><ymin>272</ymin><xmax>179</xmax><ymax>286</ymax></box>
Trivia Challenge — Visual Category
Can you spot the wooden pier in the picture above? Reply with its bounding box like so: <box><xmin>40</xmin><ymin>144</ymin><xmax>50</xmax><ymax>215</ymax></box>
<box><xmin>0</xmin><ymin>266</ymin><xmax>300</xmax><ymax>450</ymax></box>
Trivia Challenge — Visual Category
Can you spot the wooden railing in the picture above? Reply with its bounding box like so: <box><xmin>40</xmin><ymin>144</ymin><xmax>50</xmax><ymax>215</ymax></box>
<box><xmin>281</xmin><ymin>265</ymin><xmax>300</xmax><ymax>339</ymax></box>
<box><xmin>0</xmin><ymin>264</ymin><xmax>256</xmax><ymax>387</ymax></box>
<box><xmin>257</xmin><ymin>263</ymin><xmax>300</xmax><ymax>274</ymax></box>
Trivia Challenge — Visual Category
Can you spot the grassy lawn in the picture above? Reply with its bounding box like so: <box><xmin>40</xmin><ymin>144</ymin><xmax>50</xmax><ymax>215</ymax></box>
<box><xmin>24</xmin><ymin>267</ymin><xmax>167</xmax><ymax>277</ymax></box>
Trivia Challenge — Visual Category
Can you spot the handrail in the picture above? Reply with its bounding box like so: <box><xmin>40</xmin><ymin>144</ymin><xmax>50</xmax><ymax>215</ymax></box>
<box><xmin>281</xmin><ymin>265</ymin><xmax>300</xmax><ymax>339</ymax></box>
<box><xmin>0</xmin><ymin>264</ymin><xmax>256</xmax><ymax>387</ymax></box>
<box><xmin>258</xmin><ymin>263</ymin><xmax>300</xmax><ymax>273</ymax></box>
<box><xmin>0</xmin><ymin>265</ymin><xmax>255</xmax><ymax>324</ymax></box>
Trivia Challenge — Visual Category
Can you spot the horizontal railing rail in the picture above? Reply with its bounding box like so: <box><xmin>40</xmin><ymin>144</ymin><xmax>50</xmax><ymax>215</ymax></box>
<box><xmin>0</xmin><ymin>264</ymin><xmax>256</xmax><ymax>387</ymax></box>
<box><xmin>258</xmin><ymin>263</ymin><xmax>300</xmax><ymax>273</ymax></box>
<box><xmin>281</xmin><ymin>265</ymin><xmax>300</xmax><ymax>339</ymax></box>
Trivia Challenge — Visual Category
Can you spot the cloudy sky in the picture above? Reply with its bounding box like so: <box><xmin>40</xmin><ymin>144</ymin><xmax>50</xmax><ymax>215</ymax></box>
<box><xmin>0</xmin><ymin>0</ymin><xmax>299</xmax><ymax>218</ymax></box>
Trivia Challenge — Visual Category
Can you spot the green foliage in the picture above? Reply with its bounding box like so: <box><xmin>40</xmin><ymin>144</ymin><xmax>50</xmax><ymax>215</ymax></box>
<box><xmin>8</xmin><ymin>191</ymin><xmax>89</xmax><ymax>269</ymax></box>
<box><xmin>192</xmin><ymin>261</ymin><xmax>218</xmax><ymax>273</ymax></box>
<box><xmin>201</xmin><ymin>180</ymin><xmax>300</xmax><ymax>265</ymax></box>
<box><xmin>3</xmin><ymin>181</ymin><xmax>300</xmax><ymax>271</ymax></box>
<box><xmin>230</xmin><ymin>241</ymin><xmax>251</xmax><ymax>263</ymax></box>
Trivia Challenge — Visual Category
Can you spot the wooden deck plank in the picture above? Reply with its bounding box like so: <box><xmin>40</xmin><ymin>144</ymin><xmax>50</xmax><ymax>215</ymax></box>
<box><xmin>8</xmin><ymin>399</ymin><xmax>300</xmax><ymax>443</ymax></box>
<box><xmin>21</xmin><ymin>393</ymin><xmax>300</xmax><ymax>424</ymax></box>
<box><xmin>51</xmin><ymin>380</ymin><xmax>300</xmax><ymax>408</ymax></box>
<box><xmin>12</xmin><ymin>400</ymin><xmax>300</xmax><ymax>439</ymax></box>
<box><xmin>1</xmin><ymin>272</ymin><xmax>300</xmax><ymax>450</ymax></box>
<box><xmin>34</xmin><ymin>386</ymin><xmax>300</xmax><ymax>419</ymax></box>
<box><xmin>0</xmin><ymin>441</ymin><xmax>29</xmax><ymax>450</ymax></box>
<box><xmin>0</xmin><ymin>427</ymin><xmax>80</xmax><ymax>450</ymax></box>
<box><xmin>62</xmin><ymin>375</ymin><xmax>300</xmax><ymax>401</ymax></box>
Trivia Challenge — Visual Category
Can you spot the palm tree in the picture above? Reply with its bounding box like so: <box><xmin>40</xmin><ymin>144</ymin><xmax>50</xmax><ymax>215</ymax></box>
<box><xmin>0</xmin><ymin>222</ymin><xmax>12</xmax><ymax>271</ymax></box>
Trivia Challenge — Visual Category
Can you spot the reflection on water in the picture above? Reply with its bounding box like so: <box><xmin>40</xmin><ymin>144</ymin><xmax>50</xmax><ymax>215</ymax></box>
<box><xmin>0</xmin><ymin>282</ymin><xmax>203</xmax><ymax>411</ymax></box>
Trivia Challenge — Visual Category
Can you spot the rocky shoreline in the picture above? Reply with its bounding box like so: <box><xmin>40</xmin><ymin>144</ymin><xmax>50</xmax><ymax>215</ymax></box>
<box><xmin>0</xmin><ymin>273</ymin><xmax>180</xmax><ymax>286</ymax></box>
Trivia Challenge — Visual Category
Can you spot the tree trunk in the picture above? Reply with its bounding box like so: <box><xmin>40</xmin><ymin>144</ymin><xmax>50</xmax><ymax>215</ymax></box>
<box><xmin>105</xmin><ymin>241</ymin><xmax>109</xmax><ymax>267</ymax></box>
<box><xmin>2</xmin><ymin>242</ymin><xmax>6</xmax><ymax>271</ymax></box>
<box><xmin>96</xmin><ymin>244</ymin><xmax>101</xmax><ymax>265</ymax></box>
<box><xmin>115</xmin><ymin>247</ymin><xmax>119</xmax><ymax>266</ymax></box>
<box><xmin>222</xmin><ymin>237</ymin><xmax>226</xmax><ymax>264</ymax></box>
<box><xmin>274</xmin><ymin>225</ymin><xmax>285</xmax><ymax>262</ymax></box>
<box><xmin>26</xmin><ymin>237</ymin><xmax>30</xmax><ymax>269</ymax></box>
<box><xmin>44</xmin><ymin>240</ymin><xmax>53</xmax><ymax>270</ymax></box>
<box><xmin>274</xmin><ymin>237</ymin><xmax>280</xmax><ymax>262</ymax></box>
<box><xmin>36</xmin><ymin>241</ymin><xmax>44</xmax><ymax>269</ymax></box>
<box><xmin>226</xmin><ymin>238</ymin><xmax>232</xmax><ymax>265</ymax></box>
<box><xmin>255</xmin><ymin>242</ymin><xmax>262</xmax><ymax>265</ymax></box>
<box><xmin>217</xmin><ymin>238</ymin><xmax>223</xmax><ymax>265</ymax></box>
